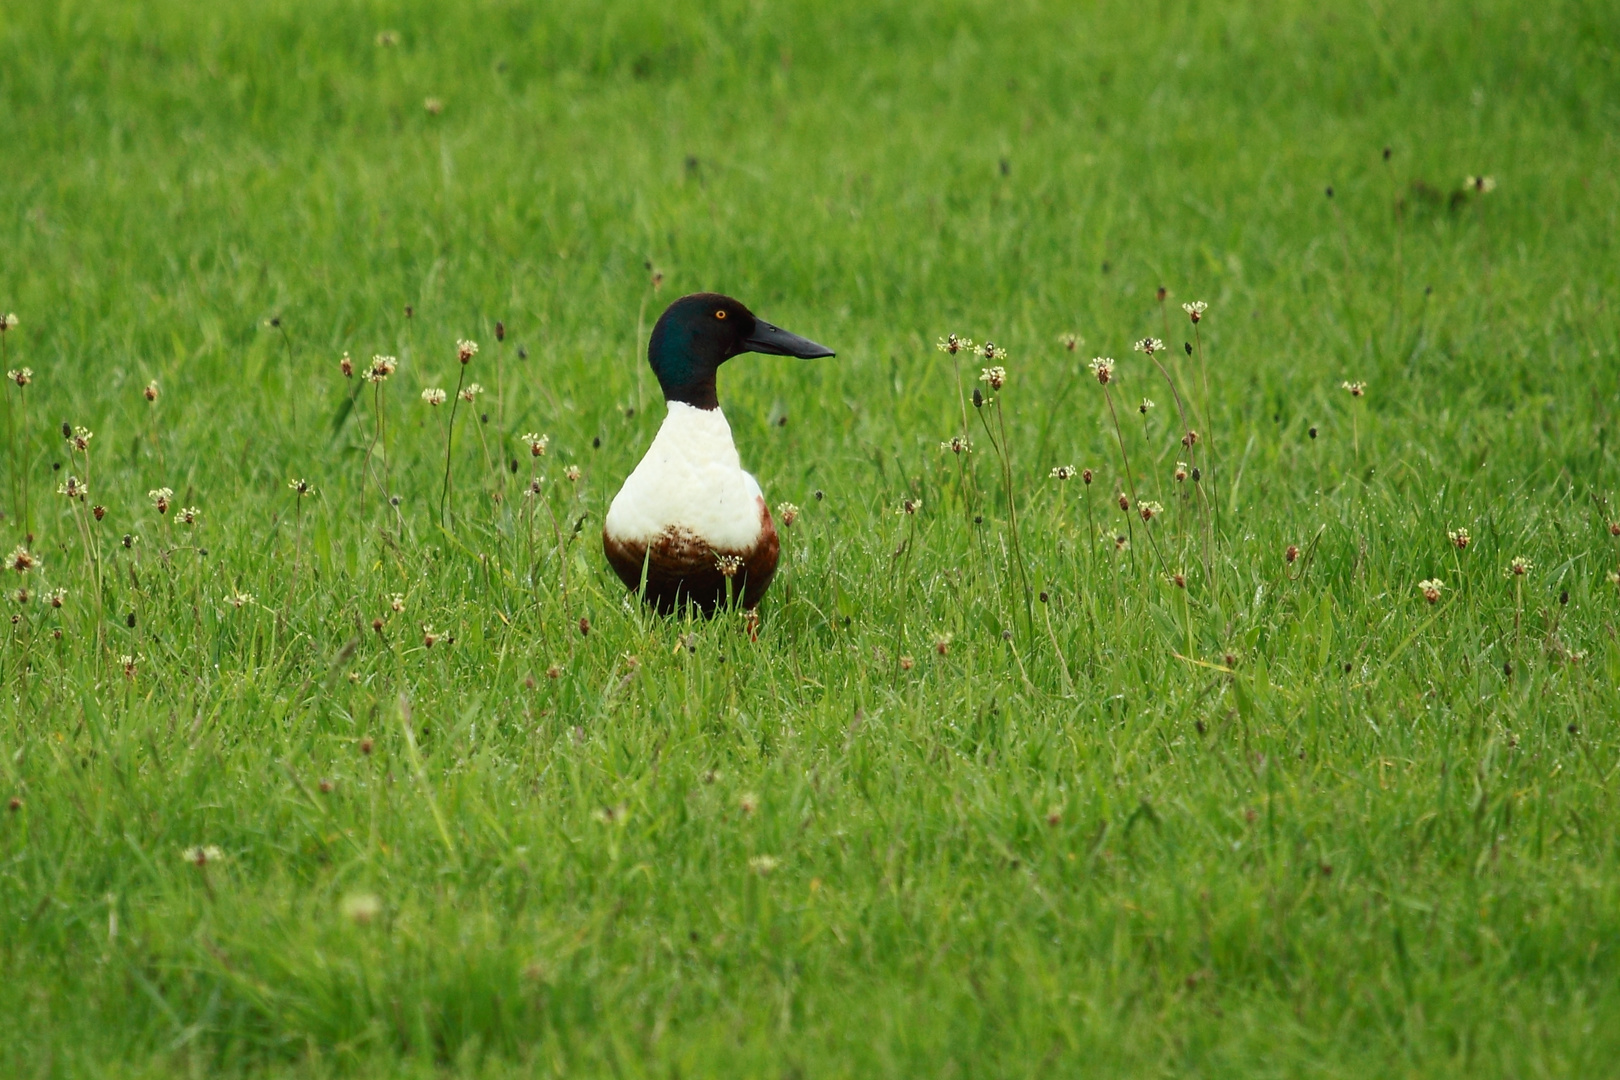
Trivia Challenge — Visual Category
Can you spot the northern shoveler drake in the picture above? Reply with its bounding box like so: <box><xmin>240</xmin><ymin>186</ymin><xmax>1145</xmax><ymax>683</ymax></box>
<box><xmin>603</xmin><ymin>293</ymin><xmax>834</xmax><ymax>614</ymax></box>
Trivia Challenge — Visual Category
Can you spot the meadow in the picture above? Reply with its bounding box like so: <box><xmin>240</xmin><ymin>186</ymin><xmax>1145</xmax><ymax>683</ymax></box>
<box><xmin>3</xmin><ymin>0</ymin><xmax>1620</xmax><ymax>1075</ymax></box>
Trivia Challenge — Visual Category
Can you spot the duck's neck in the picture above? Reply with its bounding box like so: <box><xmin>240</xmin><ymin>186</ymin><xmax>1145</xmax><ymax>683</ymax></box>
<box><xmin>648</xmin><ymin>323</ymin><xmax>723</xmax><ymax>409</ymax></box>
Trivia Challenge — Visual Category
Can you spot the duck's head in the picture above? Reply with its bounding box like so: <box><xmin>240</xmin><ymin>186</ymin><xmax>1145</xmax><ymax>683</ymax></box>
<box><xmin>647</xmin><ymin>293</ymin><xmax>834</xmax><ymax>410</ymax></box>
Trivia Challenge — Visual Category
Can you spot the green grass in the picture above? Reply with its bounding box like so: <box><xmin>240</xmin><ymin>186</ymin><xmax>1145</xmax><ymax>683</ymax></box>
<box><xmin>3</xmin><ymin>0</ymin><xmax>1620</xmax><ymax>1075</ymax></box>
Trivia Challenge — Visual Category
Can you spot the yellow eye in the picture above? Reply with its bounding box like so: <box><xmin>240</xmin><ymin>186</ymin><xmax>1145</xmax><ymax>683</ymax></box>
<box><xmin>715</xmin><ymin>309</ymin><xmax>727</xmax><ymax>320</ymax></box>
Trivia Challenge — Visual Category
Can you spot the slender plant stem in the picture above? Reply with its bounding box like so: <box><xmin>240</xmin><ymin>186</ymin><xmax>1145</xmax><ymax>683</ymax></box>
<box><xmin>441</xmin><ymin>365</ymin><xmax>467</xmax><ymax>529</ymax></box>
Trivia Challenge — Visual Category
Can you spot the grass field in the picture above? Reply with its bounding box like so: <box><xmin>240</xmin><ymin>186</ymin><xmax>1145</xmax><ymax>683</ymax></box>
<box><xmin>4</xmin><ymin>0</ymin><xmax>1620</xmax><ymax>1075</ymax></box>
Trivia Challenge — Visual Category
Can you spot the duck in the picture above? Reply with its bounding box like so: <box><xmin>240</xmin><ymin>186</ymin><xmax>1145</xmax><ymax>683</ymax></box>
<box><xmin>603</xmin><ymin>293</ymin><xmax>834</xmax><ymax>615</ymax></box>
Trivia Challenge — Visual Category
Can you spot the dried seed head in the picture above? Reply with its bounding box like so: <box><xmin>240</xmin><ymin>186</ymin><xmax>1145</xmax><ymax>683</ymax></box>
<box><xmin>578</xmin><ymin>616</ymin><xmax>590</xmax><ymax>637</ymax></box>
<box><xmin>1285</xmin><ymin>544</ymin><xmax>1299</xmax><ymax>564</ymax></box>
<box><xmin>494</xmin><ymin>321</ymin><xmax>505</xmax><ymax>342</ymax></box>
<box><xmin>1418</xmin><ymin>579</ymin><xmax>1443</xmax><ymax>604</ymax></box>
<box><xmin>1174</xmin><ymin>462</ymin><xmax>1188</xmax><ymax>483</ymax></box>
<box><xmin>144</xmin><ymin>380</ymin><xmax>160</xmax><ymax>401</ymax></box>
<box><xmin>1171</xmin><ymin>572</ymin><xmax>1186</xmax><ymax>589</ymax></box>
<box><xmin>1139</xmin><ymin>398</ymin><xmax>1154</xmax><ymax>414</ymax></box>
<box><xmin>1181</xmin><ymin>429</ymin><xmax>1199</xmax><ymax>448</ymax></box>
<box><xmin>389</xmin><ymin>593</ymin><xmax>405</xmax><ymax>612</ymax></box>
<box><xmin>1081</xmin><ymin>468</ymin><xmax>1093</xmax><ymax>485</ymax></box>
<box><xmin>422</xmin><ymin>625</ymin><xmax>439</xmax><ymax>647</ymax></box>
<box><xmin>7</xmin><ymin>546</ymin><xmax>39</xmax><ymax>574</ymax></box>
<box><xmin>456</xmin><ymin>339</ymin><xmax>478</xmax><ymax>364</ymax></box>
<box><xmin>935</xmin><ymin>635</ymin><xmax>951</xmax><ymax>656</ymax></box>
<box><xmin>1114</xmin><ymin>535</ymin><xmax>1129</xmax><ymax>552</ymax></box>
<box><xmin>971</xmin><ymin>387</ymin><xmax>984</xmax><ymax>408</ymax></box>
<box><xmin>1117</xmin><ymin>493</ymin><xmax>1130</xmax><ymax>512</ymax></box>
<box><xmin>1089</xmin><ymin>356</ymin><xmax>1114</xmax><ymax>385</ymax></box>
<box><xmin>899</xmin><ymin>655</ymin><xmax>914</xmax><ymax>671</ymax></box>
<box><xmin>898</xmin><ymin>497</ymin><xmax>922</xmax><ymax>516</ymax></box>
<box><xmin>360</xmin><ymin>737</ymin><xmax>374</xmax><ymax>755</ymax></box>
<box><xmin>1608</xmin><ymin>522</ymin><xmax>1620</xmax><ymax>537</ymax></box>
<box><xmin>1156</xmin><ymin>286</ymin><xmax>1167</xmax><ymax>302</ymax></box>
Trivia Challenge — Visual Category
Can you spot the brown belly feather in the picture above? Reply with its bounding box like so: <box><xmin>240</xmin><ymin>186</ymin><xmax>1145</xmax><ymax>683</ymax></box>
<box><xmin>603</xmin><ymin>496</ymin><xmax>780</xmax><ymax>615</ymax></box>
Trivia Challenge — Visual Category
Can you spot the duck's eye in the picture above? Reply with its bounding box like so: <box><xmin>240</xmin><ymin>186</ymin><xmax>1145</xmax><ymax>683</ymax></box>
<box><xmin>715</xmin><ymin>309</ymin><xmax>727</xmax><ymax>320</ymax></box>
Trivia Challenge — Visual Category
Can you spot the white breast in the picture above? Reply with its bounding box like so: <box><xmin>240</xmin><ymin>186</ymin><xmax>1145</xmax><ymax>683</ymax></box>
<box><xmin>604</xmin><ymin>401</ymin><xmax>767</xmax><ymax>551</ymax></box>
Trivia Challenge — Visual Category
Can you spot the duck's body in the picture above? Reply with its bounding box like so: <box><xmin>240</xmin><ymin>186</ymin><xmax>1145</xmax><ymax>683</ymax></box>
<box><xmin>603</xmin><ymin>401</ymin><xmax>780</xmax><ymax>613</ymax></box>
<box><xmin>603</xmin><ymin>293</ymin><xmax>832</xmax><ymax>615</ymax></box>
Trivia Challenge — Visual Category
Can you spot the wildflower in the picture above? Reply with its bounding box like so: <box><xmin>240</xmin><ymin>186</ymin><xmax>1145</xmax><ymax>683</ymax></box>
<box><xmin>1114</xmin><ymin>534</ymin><xmax>1129</xmax><ymax>552</ymax></box>
<box><xmin>1138</xmin><ymin>501</ymin><xmax>1164</xmax><ymax>522</ymax></box>
<box><xmin>0</xmin><ymin>313</ymin><xmax>18</xmax><ymax>332</ymax></box>
<box><xmin>224</xmin><ymin>591</ymin><xmax>253</xmax><ymax>609</ymax></box>
<box><xmin>375</xmin><ymin>29</ymin><xmax>399</xmax><ymax>46</ymax></box>
<box><xmin>456</xmin><ymin>339</ymin><xmax>478</xmax><ymax>364</ymax></box>
<box><xmin>971</xmin><ymin>387</ymin><xmax>984</xmax><ymax>408</ymax></box>
<box><xmin>898</xmin><ymin>497</ymin><xmax>922</xmax><ymax>516</ymax></box>
<box><xmin>182</xmin><ymin>845</ymin><xmax>224</xmax><ymax>866</ymax></box>
<box><xmin>93</xmin><ymin>504</ymin><xmax>106</xmax><ymax>521</ymax></box>
<box><xmin>979</xmin><ymin>365</ymin><xmax>1007</xmax><ymax>390</ymax></box>
<box><xmin>8</xmin><ymin>367</ymin><xmax>33</xmax><ymax>387</ymax></box>
<box><xmin>1089</xmin><ymin>357</ymin><xmax>1115</xmax><ymax>385</ymax></box>
<box><xmin>421</xmin><ymin>387</ymin><xmax>447</xmax><ymax>406</ymax></box>
<box><xmin>1050</xmin><ymin>465</ymin><xmax>1076</xmax><ymax>481</ymax></box>
<box><xmin>1182</xmin><ymin>301</ymin><xmax>1207</xmax><ymax>323</ymax></box>
<box><xmin>1170</xmin><ymin>572</ymin><xmax>1187</xmax><ymax>589</ymax></box>
<box><xmin>13</xmin><ymin>588</ymin><xmax>28</xmax><ymax>604</ymax></box>
<box><xmin>339</xmin><ymin>352</ymin><xmax>354</xmax><ymax>378</ymax></box>
<box><xmin>1505</xmin><ymin>556</ymin><xmax>1531</xmax><ymax>577</ymax></box>
<box><xmin>65</xmin><ymin>425</ymin><xmax>92</xmax><ymax>453</ymax></box>
<box><xmin>564</xmin><ymin>465</ymin><xmax>581</xmax><ymax>482</ymax></box>
<box><xmin>1058</xmin><ymin>332</ymin><xmax>1082</xmax><ymax>351</ymax></box>
<box><xmin>715</xmin><ymin>553</ymin><xmax>743</xmax><ymax>578</ymax></box>
<box><xmin>936</xmin><ymin>333</ymin><xmax>976</xmax><ymax>356</ymax></box>
<box><xmin>57</xmin><ymin>476</ymin><xmax>87</xmax><ymax>500</ymax></box>
<box><xmin>422</xmin><ymin>625</ymin><xmax>439</xmax><ymax>647</ymax></box>
<box><xmin>424</xmin><ymin>97</ymin><xmax>444</xmax><ymax>115</ymax></box>
<box><xmin>1139</xmin><ymin>398</ymin><xmax>1154</xmax><ymax>414</ymax></box>
<box><xmin>389</xmin><ymin>593</ymin><xmax>405</xmax><ymax>613</ymax></box>
<box><xmin>525</xmin><ymin>478</ymin><xmax>542</xmax><ymax>498</ymax></box>
<box><xmin>899</xmin><ymin>656</ymin><xmax>914</xmax><ymax>671</ymax></box>
<box><xmin>1174</xmin><ymin>462</ymin><xmax>1188</xmax><ymax>483</ymax></box>
<box><xmin>978</xmin><ymin>341</ymin><xmax>1007</xmax><ymax>362</ymax></box>
<box><xmin>46</xmin><ymin>588</ymin><xmax>66</xmax><ymax>608</ymax></box>
<box><xmin>940</xmin><ymin>436</ymin><xmax>971</xmax><ymax>455</ymax></box>
<box><xmin>364</xmin><ymin>355</ymin><xmax>397</xmax><ymax>383</ymax></box>
<box><xmin>1081</xmin><ymin>468</ymin><xmax>1094</xmax><ymax>485</ymax></box>
<box><xmin>935</xmin><ymin>635</ymin><xmax>952</xmax><ymax>656</ymax></box>
<box><xmin>1608</xmin><ymin>522</ymin><xmax>1620</xmax><ymax>537</ymax></box>
<box><xmin>1609</xmin><ymin>571</ymin><xmax>1620</xmax><ymax>589</ymax></box>
<box><xmin>748</xmin><ymin>854</ymin><xmax>779</xmax><ymax>875</ymax></box>
<box><xmin>1341</xmin><ymin>380</ymin><xmax>1367</xmax><ymax>397</ymax></box>
<box><xmin>288</xmin><ymin>478</ymin><xmax>311</xmax><ymax>496</ymax></box>
<box><xmin>593</xmin><ymin>804</ymin><xmax>629</xmax><ymax>826</ymax></box>
<box><xmin>7</xmin><ymin>547</ymin><xmax>39</xmax><ymax>574</ymax></box>
<box><xmin>1418</xmin><ymin>579</ymin><xmax>1443</xmax><ymax>604</ymax></box>
<box><xmin>138</xmin><ymin>380</ymin><xmax>159</xmax><ymax>403</ymax></box>
<box><xmin>1285</xmin><ymin>545</ymin><xmax>1299</xmax><ymax>564</ymax></box>
<box><xmin>1182</xmin><ymin>429</ymin><xmax>1199</xmax><ymax>448</ymax></box>
<box><xmin>739</xmin><ymin>792</ymin><xmax>759</xmax><ymax>815</ymax></box>
<box><xmin>1133</xmin><ymin>337</ymin><xmax>1165</xmax><ymax>356</ymax></box>
<box><xmin>1464</xmin><ymin>175</ymin><xmax>1497</xmax><ymax>194</ymax></box>
<box><xmin>522</xmin><ymin>433</ymin><xmax>550</xmax><ymax>457</ymax></box>
<box><xmin>342</xmin><ymin>892</ymin><xmax>382</xmax><ymax>925</ymax></box>
<box><xmin>177</xmin><ymin>506</ymin><xmax>200</xmax><ymax>526</ymax></box>
<box><xmin>776</xmin><ymin>502</ymin><xmax>799</xmax><ymax>526</ymax></box>
<box><xmin>459</xmin><ymin>382</ymin><xmax>483</xmax><ymax>402</ymax></box>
